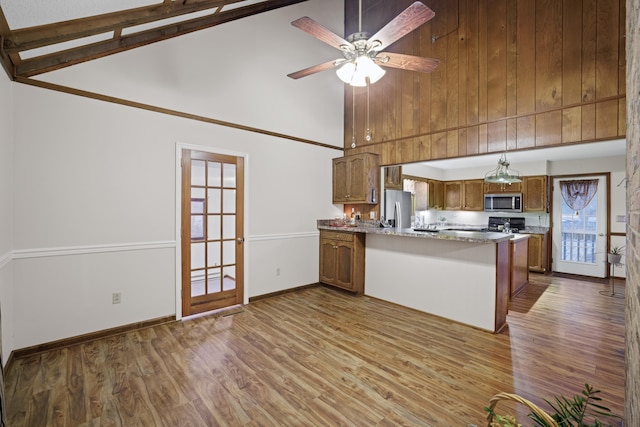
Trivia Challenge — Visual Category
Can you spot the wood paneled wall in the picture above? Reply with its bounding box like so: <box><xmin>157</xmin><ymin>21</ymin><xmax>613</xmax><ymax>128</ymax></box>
<box><xmin>343</xmin><ymin>0</ymin><xmax>626</xmax><ymax>166</ymax></box>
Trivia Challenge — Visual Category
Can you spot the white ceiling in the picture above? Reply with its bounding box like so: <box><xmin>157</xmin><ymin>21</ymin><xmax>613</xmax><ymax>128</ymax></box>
<box><xmin>420</xmin><ymin>139</ymin><xmax>626</xmax><ymax>171</ymax></box>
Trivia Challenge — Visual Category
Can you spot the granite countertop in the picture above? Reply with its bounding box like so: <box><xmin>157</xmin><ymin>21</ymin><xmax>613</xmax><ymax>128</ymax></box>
<box><xmin>318</xmin><ymin>220</ymin><xmax>519</xmax><ymax>244</ymax></box>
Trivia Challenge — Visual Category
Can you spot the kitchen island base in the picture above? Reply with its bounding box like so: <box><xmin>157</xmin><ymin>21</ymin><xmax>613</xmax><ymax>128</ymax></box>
<box><xmin>364</xmin><ymin>234</ymin><xmax>510</xmax><ymax>333</ymax></box>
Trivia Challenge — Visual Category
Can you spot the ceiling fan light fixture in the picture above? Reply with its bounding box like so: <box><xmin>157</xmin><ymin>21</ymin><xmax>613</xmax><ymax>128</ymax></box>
<box><xmin>336</xmin><ymin>55</ymin><xmax>386</xmax><ymax>86</ymax></box>
<box><xmin>484</xmin><ymin>153</ymin><xmax>522</xmax><ymax>184</ymax></box>
<box><xmin>336</xmin><ymin>61</ymin><xmax>356</xmax><ymax>84</ymax></box>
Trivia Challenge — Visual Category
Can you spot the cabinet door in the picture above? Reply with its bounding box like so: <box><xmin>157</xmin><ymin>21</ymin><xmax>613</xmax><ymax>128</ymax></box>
<box><xmin>444</xmin><ymin>181</ymin><xmax>462</xmax><ymax>210</ymax></box>
<box><xmin>463</xmin><ymin>179</ymin><xmax>484</xmax><ymax>210</ymax></box>
<box><xmin>428</xmin><ymin>180</ymin><xmax>444</xmax><ymax>209</ymax></box>
<box><xmin>335</xmin><ymin>241</ymin><xmax>355</xmax><ymax>290</ymax></box>
<box><xmin>333</xmin><ymin>158</ymin><xmax>349</xmax><ymax>203</ymax></box>
<box><xmin>384</xmin><ymin>166</ymin><xmax>403</xmax><ymax>190</ymax></box>
<box><xmin>348</xmin><ymin>155</ymin><xmax>367</xmax><ymax>202</ymax></box>
<box><xmin>415</xmin><ymin>180</ymin><xmax>428</xmax><ymax>211</ymax></box>
<box><xmin>484</xmin><ymin>181</ymin><xmax>522</xmax><ymax>193</ymax></box>
<box><xmin>523</xmin><ymin>176</ymin><xmax>547</xmax><ymax>212</ymax></box>
<box><xmin>527</xmin><ymin>234</ymin><xmax>546</xmax><ymax>272</ymax></box>
<box><xmin>319</xmin><ymin>239</ymin><xmax>338</xmax><ymax>284</ymax></box>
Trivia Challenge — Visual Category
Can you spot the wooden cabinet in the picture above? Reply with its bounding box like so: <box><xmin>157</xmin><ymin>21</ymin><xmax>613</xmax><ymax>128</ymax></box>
<box><xmin>484</xmin><ymin>181</ymin><xmax>522</xmax><ymax>194</ymax></box>
<box><xmin>525</xmin><ymin>232</ymin><xmax>547</xmax><ymax>272</ymax></box>
<box><xmin>319</xmin><ymin>230</ymin><xmax>365</xmax><ymax>294</ymax></box>
<box><xmin>444</xmin><ymin>181</ymin><xmax>462</xmax><ymax>210</ymax></box>
<box><xmin>463</xmin><ymin>179</ymin><xmax>484</xmax><ymax>211</ymax></box>
<box><xmin>384</xmin><ymin>165</ymin><xmax>403</xmax><ymax>190</ymax></box>
<box><xmin>523</xmin><ymin>175</ymin><xmax>548</xmax><ymax>212</ymax></box>
<box><xmin>444</xmin><ymin>180</ymin><xmax>483</xmax><ymax>211</ymax></box>
<box><xmin>333</xmin><ymin>153</ymin><xmax>380</xmax><ymax>204</ymax></box>
<box><xmin>510</xmin><ymin>236</ymin><xmax>530</xmax><ymax>298</ymax></box>
<box><xmin>428</xmin><ymin>179</ymin><xmax>444</xmax><ymax>209</ymax></box>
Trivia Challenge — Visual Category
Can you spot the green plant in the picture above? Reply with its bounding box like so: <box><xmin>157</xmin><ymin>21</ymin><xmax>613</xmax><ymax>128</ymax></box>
<box><xmin>485</xmin><ymin>384</ymin><xmax>622</xmax><ymax>427</ymax></box>
<box><xmin>608</xmin><ymin>246</ymin><xmax>624</xmax><ymax>255</ymax></box>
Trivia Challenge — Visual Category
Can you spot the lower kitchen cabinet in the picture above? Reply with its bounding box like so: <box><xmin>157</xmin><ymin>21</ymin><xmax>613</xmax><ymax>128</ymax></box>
<box><xmin>525</xmin><ymin>233</ymin><xmax>547</xmax><ymax>272</ymax></box>
<box><xmin>319</xmin><ymin>230</ymin><xmax>365</xmax><ymax>294</ymax></box>
<box><xmin>510</xmin><ymin>236</ymin><xmax>530</xmax><ymax>298</ymax></box>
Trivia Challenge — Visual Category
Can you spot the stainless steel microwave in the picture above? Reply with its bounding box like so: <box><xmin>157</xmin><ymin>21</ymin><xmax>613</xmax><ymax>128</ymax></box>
<box><xmin>484</xmin><ymin>193</ymin><xmax>523</xmax><ymax>212</ymax></box>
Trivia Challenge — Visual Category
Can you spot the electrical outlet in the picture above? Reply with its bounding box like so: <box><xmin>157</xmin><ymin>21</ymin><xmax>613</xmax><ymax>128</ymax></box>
<box><xmin>112</xmin><ymin>292</ymin><xmax>121</xmax><ymax>304</ymax></box>
<box><xmin>276</xmin><ymin>268</ymin><xmax>281</xmax><ymax>276</ymax></box>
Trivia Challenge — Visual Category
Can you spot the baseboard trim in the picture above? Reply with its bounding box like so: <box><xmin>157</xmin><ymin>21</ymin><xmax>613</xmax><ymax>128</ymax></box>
<box><xmin>249</xmin><ymin>283</ymin><xmax>320</xmax><ymax>302</ymax></box>
<box><xmin>10</xmin><ymin>315</ymin><xmax>176</xmax><ymax>361</ymax></box>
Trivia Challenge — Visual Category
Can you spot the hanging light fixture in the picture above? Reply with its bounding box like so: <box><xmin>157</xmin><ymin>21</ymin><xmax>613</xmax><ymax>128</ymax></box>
<box><xmin>336</xmin><ymin>55</ymin><xmax>386</xmax><ymax>87</ymax></box>
<box><xmin>484</xmin><ymin>153</ymin><xmax>522</xmax><ymax>183</ymax></box>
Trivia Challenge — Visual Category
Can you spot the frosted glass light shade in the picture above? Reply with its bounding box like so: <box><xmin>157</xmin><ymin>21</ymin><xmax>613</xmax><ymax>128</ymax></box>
<box><xmin>335</xmin><ymin>55</ymin><xmax>386</xmax><ymax>86</ymax></box>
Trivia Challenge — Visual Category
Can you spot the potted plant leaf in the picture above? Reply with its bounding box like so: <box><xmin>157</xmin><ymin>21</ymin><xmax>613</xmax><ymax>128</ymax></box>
<box><xmin>485</xmin><ymin>383</ymin><xmax>622</xmax><ymax>427</ymax></box>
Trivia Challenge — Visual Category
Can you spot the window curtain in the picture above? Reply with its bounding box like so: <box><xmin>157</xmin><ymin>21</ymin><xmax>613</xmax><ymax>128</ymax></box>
<box><xmin>560</xmin><ymin>179</ymin><xmax>598</xmax><ymax>214</ymax></box>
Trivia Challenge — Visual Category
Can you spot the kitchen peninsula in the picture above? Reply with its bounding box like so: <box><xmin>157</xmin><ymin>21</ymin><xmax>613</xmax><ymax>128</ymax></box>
<box><xmin>318</xmin><ymin>220</ymin><xmax>529</xmax><ymax>333</ymax></box>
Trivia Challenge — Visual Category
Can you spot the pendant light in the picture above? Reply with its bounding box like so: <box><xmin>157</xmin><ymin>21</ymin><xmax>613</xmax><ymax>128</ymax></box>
<box><xmin>484</xmin><ymin>153</ymin><xmax>522</xmax><ymax>183</ymax></box>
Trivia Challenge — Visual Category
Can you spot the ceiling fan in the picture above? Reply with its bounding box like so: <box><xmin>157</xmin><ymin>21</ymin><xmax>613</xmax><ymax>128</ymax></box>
<box><xmin>287</xmin><ymin>1</ymin><xmax>440</xmax><ymax>86</ymax></box>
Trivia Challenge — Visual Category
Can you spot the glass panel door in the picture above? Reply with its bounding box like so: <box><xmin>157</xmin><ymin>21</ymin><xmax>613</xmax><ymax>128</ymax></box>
<box><xmin>182</xmin><ymin>150</ymin><xmax>244</xmax><ymax>316</ymax></box>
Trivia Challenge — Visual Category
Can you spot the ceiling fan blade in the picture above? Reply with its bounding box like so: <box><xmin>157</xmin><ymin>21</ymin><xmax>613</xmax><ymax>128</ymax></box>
<box><xmin>377</xmin><ymin>52</ymin><xmax>440</xmax><ymax>73</ymax></box>
<box><xmin>287</xmin><ymin>59</ymin><xmax>341</xmax><ymax>79</ymax></box>
<box><xmin>291</xmin><ymin>16</ymin><xmax>352</xmax><ymax>51</ymax></box>
<box><xmin>367</xmin><ymin>2</ymin><xmax>435</xmax><ymax>51</ymax></box>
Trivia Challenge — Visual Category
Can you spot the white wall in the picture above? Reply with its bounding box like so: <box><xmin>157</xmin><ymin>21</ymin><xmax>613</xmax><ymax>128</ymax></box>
<box><xmin>10</xmin><ymin>0</ymin><xmax>344</xmax><ymax>350</ymax></box>
<box><xmin>0</xmin><ymin>71</ymin><xmax>14</xmax><ymax>365</ymax></box>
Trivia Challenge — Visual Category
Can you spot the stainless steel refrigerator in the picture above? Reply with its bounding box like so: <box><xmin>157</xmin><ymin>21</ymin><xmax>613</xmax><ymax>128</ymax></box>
<box><xmin>384</xmin><ymin>190</ymin><xmax>412</xmax><ymax>228</ymax></box>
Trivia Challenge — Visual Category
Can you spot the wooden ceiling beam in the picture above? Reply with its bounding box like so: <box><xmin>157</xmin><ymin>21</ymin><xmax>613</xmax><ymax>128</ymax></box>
<box><xmin>3</xmin><ymin>0</ymin><xmax>244</xmax><ymax>54</ymax></box>
<box><xmin>10</xmin><ymin>0</ymin><xmax>307</xmax><ymax>77</ymax></box>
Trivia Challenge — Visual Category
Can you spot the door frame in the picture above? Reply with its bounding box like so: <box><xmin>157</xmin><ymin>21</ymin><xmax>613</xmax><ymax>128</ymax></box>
<box><xmin>175</xmin><ymin>142</ymin><xmax>250</xmax><ymax>320</ymax></box>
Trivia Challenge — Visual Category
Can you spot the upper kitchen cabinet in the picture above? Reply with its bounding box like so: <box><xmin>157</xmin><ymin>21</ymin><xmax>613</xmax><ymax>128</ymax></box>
<box><xmin>384</xmin><ymin>166</ymin><xmax>403</xmax><ymax>190</ymax></box>
<box><xmin>463</xmin><ymin>179</ymin><xmax>484</xmax><ymax>211</ymax></box>
<box><xmin>444</xmin><ymin>181</ymin><xmax>463</xmax><ymax>210</ymax></box>
<box><xmin>427</xmin><ymin>179</ymin><xmax>444</xmax><ymax>210</ymax></box>
<box><xmin>523</xmin><ymin>176</ymin><xmax>548</xmax><ymax>212</ymax></box>
<box><xmin>484</xmin><ymin>181</ymin><xmax>522</xmax><ymax>194</ymax></box>
<box><xmin>333</xmin><ymin>153</ymin><xmax>380</xmax><ymax>204</ymax></box>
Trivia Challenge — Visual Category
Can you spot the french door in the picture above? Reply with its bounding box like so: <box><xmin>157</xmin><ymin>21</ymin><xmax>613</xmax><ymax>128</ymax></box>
<box><xmin>552</xmin><ymin>175</ymin><xmax>607</xmax><ymax>278</ymax></box>
<box><xmin>181</xmin><ymin>149</ymin><xmax>244</xmax><ymax>316</ymax></box>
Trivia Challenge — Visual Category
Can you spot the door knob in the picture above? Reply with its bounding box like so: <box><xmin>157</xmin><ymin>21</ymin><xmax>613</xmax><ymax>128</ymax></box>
<box><xmin>237</xmin><ymin>237</ymin><xmax>245</xmax><ymax>244</ymax></box>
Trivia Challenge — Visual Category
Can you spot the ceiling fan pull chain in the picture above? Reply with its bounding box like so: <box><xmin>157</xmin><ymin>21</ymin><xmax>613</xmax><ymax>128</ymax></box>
<box><xmin>351</xmin><ymin>87</ymin><xmax>357</xmax><ymax>148</ymax></box>
<box><xmin>365</xmin><ymin>79</ymin><xmax>372</xmax><ymax>142</ymax></box>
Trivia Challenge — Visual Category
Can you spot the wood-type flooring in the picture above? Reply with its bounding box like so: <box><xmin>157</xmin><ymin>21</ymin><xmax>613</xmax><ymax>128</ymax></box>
<box><xmin>5</xmin><ymin>274</ymin><xmax>626</xmax><ymax>426</ymax></box>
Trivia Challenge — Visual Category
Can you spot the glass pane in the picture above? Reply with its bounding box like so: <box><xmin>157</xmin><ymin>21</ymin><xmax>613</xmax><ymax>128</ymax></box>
<box><xmin>191</xmin><ymin>198</ymin><xmax>205</xmax><ymax>213</ymax></box>
<box><xmin>223</xmin><ymin>163</ymin><xmax>236</xmax><ymax>188</ymax></box>
<box><xmin>191</xmin><ymin>270</ymin><xmax>205</xmax><ymax>297</ymax></box>
<box><xmin>191</xmin><ymin>215</ymin><xmax>204</xmax><ymax>240</ymax></box>
<box><xmin>191</xmin><ymin>187</ymin><xmax>205</xmax><ymax>201</ymax></box>
<box><xmin>191</xmin><ymin>242</ymin><xmax>205</xmax><ymax>269</ymax></box>
<box><xmin>207</xmin><ymin>241</ymin><xmax>221</xmax><ymax>268</ymax></box>
<box><xmin>191</xmin><ymin>160</ymin><xmax>206</xmax><ymax>186</ymax></box>
<box><xmin>560</xmin><ymin>193</ymin><xmax>598</xmax><ymax>264</ymax></box>
<box><xmin>208</xmin><ymin>189</ymin><xmax>221</xmax><ymax>214</ymax></box>
<box><xmin>223</xmin><ymin>215</ymin><xmax>236</xmax><ymax>239</ymax></box>
<box><xmin>207</xmin><ymin>268</ymin><xmax>221</xmax><ymax>294</ymax></box>
<box><xmin>223</xmin><ymin>240</ymin><xmax>235</xmax><ymax>265</ymax></box>
<box><xmin>223</xmin><ymin>189</ymin><xmax>236</xmax><ymax>214</ymax></box>
<box><xmin>207</xmin><ymin>215</ymin><xmax>221</xmax><ymax>240</ymax></box>
<box><xmin>208</xmin><ymin>162</ymin><xmax>222</xmax><ymax>187</ymax></box>
<box><xmin>222</xmin><ymin>266</ymin><xmax>236</xmax><ymax>291</ymax></box>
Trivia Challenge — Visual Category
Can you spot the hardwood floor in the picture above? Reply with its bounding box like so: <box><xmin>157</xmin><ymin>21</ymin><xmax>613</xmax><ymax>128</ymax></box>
<box><xmin>5</xmin><ymin>274</ymin><xmax>625</xmax><ymax>426</ymax></box>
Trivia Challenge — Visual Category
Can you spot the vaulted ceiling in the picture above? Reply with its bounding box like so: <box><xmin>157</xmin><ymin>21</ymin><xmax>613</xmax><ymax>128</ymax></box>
<box><xmin>0</xmin><ymin>0</ymin><xmax>307</xmax><ymax>79</ymax></box>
